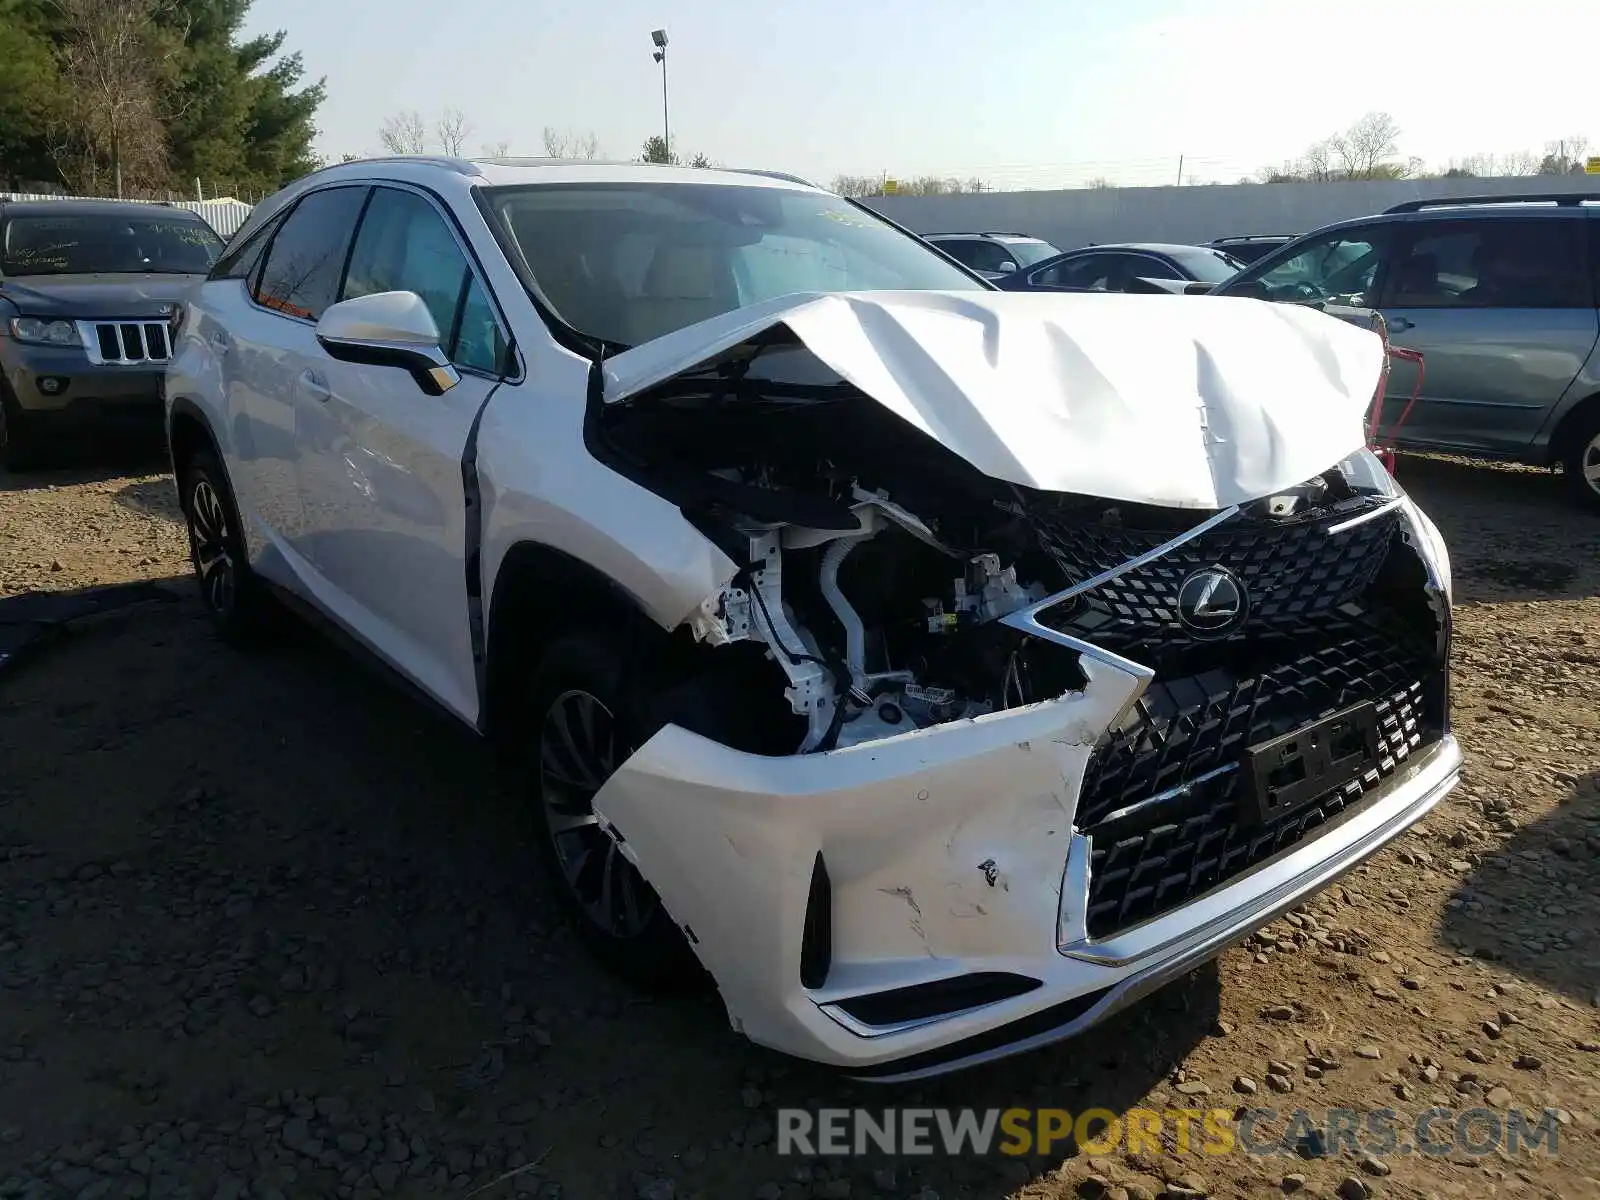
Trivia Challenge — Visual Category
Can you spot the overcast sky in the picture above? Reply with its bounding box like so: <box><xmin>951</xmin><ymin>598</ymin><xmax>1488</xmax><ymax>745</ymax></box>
<box><xmin>246</xmin><ymin>0</ymin><xmax>1599</xmax><ymax>188</ymax></box>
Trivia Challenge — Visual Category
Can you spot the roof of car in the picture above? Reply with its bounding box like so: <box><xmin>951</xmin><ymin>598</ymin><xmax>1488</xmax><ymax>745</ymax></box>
<box><xmin>296</xmin><ymin>155</ymin><xmax>821</xmax><ymax>193</ymax></box>
<box><xmin>1058</xmin><ymin>242</ymin><xmax>1221</xmax><ymax>256</ymax></box>
<box><xmin>0</xmin><ymin>198</ymin><xmax>208</xmax><ymax>220</ymax></box>
<box><xmin>225</xmin><ymin>154</ymin><xmax>835</xmax><ymax>250</ymax></box>
<box><xmin>926</xmin><ymin>231</ymin><xmax>1049</xmax><ymax>242</ymax></box>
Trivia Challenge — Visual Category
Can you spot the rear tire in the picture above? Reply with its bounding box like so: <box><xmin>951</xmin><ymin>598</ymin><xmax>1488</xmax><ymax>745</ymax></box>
<box><xmin>522</xmin><ymin>631</ymin><xmax>702</xmax><ymax>991</ymax></box>
<box><xmin>1560</xmin><ymin>410</ymin><xmax>1600</xmax><ymax>514</ymax></box>
<box><xmin>178</xmin><ymin>446</ymin><xmax>274</xmax><ymax>645</ymax></box>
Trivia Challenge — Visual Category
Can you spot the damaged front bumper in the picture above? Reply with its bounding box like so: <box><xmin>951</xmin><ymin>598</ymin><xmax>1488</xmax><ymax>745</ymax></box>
<box><xmin>591</xmin><ymin>650</ymin><xmax>1461</xmax><ymax>1081</ymax></box>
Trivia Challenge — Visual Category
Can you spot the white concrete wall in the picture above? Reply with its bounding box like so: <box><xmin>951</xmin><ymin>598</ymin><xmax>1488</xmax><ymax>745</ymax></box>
<box><xmin>862</xmin><ymin>175</ymin><xmax>1599</xmax><ymax>251</ymax></box>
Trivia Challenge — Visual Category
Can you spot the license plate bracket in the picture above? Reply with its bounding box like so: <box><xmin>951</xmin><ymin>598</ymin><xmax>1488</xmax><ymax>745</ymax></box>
<box><xmin>1242</xmin><ymin>701</ymin><xmax>1380</xmax><ymax>824</ymax></box>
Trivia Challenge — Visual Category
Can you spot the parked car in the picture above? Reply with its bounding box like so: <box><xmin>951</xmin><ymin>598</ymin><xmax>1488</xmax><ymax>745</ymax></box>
<box><xmin>1210</xmin><ymin>194</ymin><xmax>1600</xmax><ymax>511</ymax></box>
<box><xmin>994</xmin><ymin>242</ymin><xmax>1246</xmax><ymax>293</ymax></box>
<box><xmin>166</xmin><ymin>156</ymin><xmax>1459</xmax><ymax>1079</ymax></box>
<box><xmin>0</xmin><ymin>198</ymin><xmax>226</xmax><ymax>470</ymax></box>
<box><xmin>1205</xmin><ymin>234</ymin><xmax>1295</xmax><ymax>265</ymax></box>
<box><xmin>923</xmin><ymin>231</ymin><xmax>1061</xmax><ymax>279</ymax></box>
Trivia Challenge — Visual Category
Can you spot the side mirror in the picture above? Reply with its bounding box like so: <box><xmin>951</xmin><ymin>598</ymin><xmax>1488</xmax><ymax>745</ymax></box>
<box><xmin>996</xmin><ymin>260</ymin><xmax>1018</xmax><ymax>274</ymax></box>
<box><xmin>315</xmin><ymin>291</ymin><xmax>460</xmax><ymax>396</ymax></box>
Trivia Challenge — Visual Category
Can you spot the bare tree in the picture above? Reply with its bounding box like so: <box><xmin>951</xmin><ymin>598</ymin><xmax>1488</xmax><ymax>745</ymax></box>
<box><xmin>543</xmin><ymin>127</ymin><xmax>602</xmax><ymax>160</ymax></box>
<box><xmin>435</xmin><ymin>108</ymin><xmax>471</xmax><ymax>156</ymax></box>
<box><xmin>378</xmin><ymin>111</ymin><xmax>428</xmax><ymax>155</ymax></box>
<box><xmin>1300</xmin><ymin>138</ymin><xmax>1337</xmax><ymax>182</ymax></box>
<box><xmin>689</xmin><ymin>151</ymin><xmax>711</xmax><ymax>168</ymax></box>
<box><xmin>830</xmin><ymin>174</ymin><xmax>882</xmax><ymax>197</ymax></box>
<box><xmin>47</xmin><ymin>0</ymin><xmax>185</xmax><ymax>196</ymax></box>
<box><xmin>481</xmin><ymin>140</ymin><xmax>511</xmax><ymax>158</ymax></box>
<box><xmin>1331</xmin><ymin>111</ymin><xmax>1401</xmax><ymax>180</ymax></box>
<box><xmin>1084</xmin><ymin>176</ymin><xmax>1113</xmax><ymax>190</ymax></box>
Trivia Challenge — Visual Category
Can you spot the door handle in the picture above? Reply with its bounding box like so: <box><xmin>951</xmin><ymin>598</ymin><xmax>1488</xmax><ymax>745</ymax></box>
<box><xmin>208</xmin><ymin>327</ymin><xmax>231</xmax><ymax>349</ymax></box>
<box><xmin>298</xmin><ymin>369</ymin><xmax>331</xmax><ymax>402</ymax></box>
<box><xmin>1387</xmin><ymin>316</ymin><xmax>1415</xmax><ymax>333</ymax></box>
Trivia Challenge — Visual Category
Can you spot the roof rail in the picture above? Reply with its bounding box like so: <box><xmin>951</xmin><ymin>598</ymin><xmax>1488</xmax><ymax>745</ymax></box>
<box><xmin>323</xmin><ymin>154</ymin><xmax>483</xmax><ymax>177</ymax></box>
<box><xmin>981</xmin><ymin>231</ymin><xmax>1038</xmax><ymax>238</ymax></box>
<box><xmin>1384</xmin><ymin>193</ymin><xmax>1600</xmax><ymax>214</ymax></box>
<box><xmin>727</xmin><ymin>167</ymin><xmax>817</xmax><ymax>187</ymax></box>
<box><xmin>1208</xmin><ymin>233</ymin><xmax>1292</xmax><ymax>242</ymax></box>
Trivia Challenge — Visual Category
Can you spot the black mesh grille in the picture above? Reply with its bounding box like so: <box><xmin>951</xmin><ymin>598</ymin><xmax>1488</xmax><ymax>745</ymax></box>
<box><xmin>1081</xmin><ymin>672</ymin><xmax>1433</xmax><ymax>947</ymax></box>
<box><xmin>1076</xmin><ymin>627</ymin><xmax>1431</xmax><ymax>830</ymax></box>
<box><xmin>1042</xmin><ymin>501</ymin><xmax>1449</xmax><ymax>941</ymax></box>
<box><xmin>1036</xmin><ymin>504</ymin><xmax>1400</xmax><ymax>654</ymax></box>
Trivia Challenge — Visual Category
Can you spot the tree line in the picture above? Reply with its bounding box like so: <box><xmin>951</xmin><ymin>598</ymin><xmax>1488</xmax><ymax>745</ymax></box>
<box><xmin>1254</xmin><ymin>112</ymin><xmax>1591</xmax><ymax>184</ymax></box>
<box><xmin>371</xmin><ymin>112</ymin><xmax>715</xmax><ymax>170</ymax></box>
<box><xmin>0</xmin><ymin>0</ymin><xmax>323</xmax><ymax>199</ymax></box>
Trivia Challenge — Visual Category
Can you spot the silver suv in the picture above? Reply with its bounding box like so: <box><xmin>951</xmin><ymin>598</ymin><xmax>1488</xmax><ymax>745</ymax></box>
<box><xmin>1213</xmin><ymin>194</ymin><xmax>1600</xmax><ymax>510</ymax></box>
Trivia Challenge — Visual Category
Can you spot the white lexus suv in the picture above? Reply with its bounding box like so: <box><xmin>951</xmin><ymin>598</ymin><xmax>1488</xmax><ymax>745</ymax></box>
<box><xmin>165</xmin><ymin>156</ymin><xmax>1461</xmax><ymax>1080</ymax></box>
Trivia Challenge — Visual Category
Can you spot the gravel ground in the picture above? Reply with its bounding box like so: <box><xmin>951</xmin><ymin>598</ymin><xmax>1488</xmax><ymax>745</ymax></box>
<box><xmin>1</xmin><ymin>452</ymin><xmax>1597</xmax><ymax>1200</ymax></box>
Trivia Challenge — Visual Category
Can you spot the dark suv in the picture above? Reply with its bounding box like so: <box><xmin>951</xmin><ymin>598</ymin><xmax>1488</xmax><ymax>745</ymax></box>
<box><xmin>1211</xmin><ymin>194</ymin><xmax>1600</xmax><ymax>511</ymax></box>
<box><xmin>0</xmin><ymin>198</ymin><xmax>226</xmax><ymax>470</ymax></box>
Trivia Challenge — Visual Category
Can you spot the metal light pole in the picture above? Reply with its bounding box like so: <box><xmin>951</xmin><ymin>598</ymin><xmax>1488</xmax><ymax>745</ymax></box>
<box><xmin>651</xmin><ymin>29</ymin><xmax>670</xmax><ymax>161</ymax></box>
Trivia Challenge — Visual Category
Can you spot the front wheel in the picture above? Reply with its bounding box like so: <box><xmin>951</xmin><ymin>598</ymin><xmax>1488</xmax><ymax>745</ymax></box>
<box><xmin>1560</xmin><ymin>412</ymin><xmax>1600</xmax><ymax>514</ymax></box>
<box><xmin>524</xmin><ymin>632</ymin><xmax>701</xmax><ymax>990</ymax></box>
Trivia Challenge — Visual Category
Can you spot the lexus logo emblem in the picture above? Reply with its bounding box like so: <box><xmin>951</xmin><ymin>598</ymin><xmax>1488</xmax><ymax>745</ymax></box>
<box><xmin>1176</xmin><ymin>566</ymin><xmax>1248</xmax><ymax>635</ymax></box>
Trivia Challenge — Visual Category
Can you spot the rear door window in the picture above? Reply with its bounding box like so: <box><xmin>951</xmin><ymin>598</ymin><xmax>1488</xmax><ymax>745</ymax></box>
<box><xmin>1381</xmin><ymin>218</ymin><xmax>1592</xmax><ymax>309</ymax></box>
<box><xmin>254</xmin><ymin>186</ymin><xmax>369</xmax><ymax>321</ymax></box>
<box><xmin>1032</xmin><ymin>253</ymin><xmax>1109</xmax><ymax>289</ymax></box>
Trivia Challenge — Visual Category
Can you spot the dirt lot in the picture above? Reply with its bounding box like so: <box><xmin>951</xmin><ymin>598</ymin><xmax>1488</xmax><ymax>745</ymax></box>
<box><xmin>1</xmin><ymin>452</ymin><xmax>1597</xmax><ymax>1200</ymax></box>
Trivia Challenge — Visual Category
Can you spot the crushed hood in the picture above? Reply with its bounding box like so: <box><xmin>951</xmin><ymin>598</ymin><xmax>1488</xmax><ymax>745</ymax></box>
<box><xmin>601</xmin><ymin>290</ymin><xmax>1386</xmax><ymax>510</ymax></box>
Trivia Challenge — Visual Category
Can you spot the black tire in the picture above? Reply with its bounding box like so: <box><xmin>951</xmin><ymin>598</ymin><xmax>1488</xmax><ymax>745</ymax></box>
<box><xmin>178</xmin><ymin>446</ymin><xmax>274</xmax><ymax>645</ymax></box>
<box><xmin>1560</xmin><ymin>409</ymin><xmax>1600</xmax><ymax>514</ymax></box>
<box><xmin>523</xmin><ymin>631</ymin><xmax>702</xmax><ymax>990</ymax></box>
<box><xmin>0</xmin><ymin>387</ymin><xmax>42</xmax><ymax>474</ymax></box>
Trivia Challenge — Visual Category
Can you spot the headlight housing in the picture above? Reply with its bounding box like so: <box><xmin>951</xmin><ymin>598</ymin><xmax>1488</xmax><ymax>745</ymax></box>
<box><xmin>1334</xmin><ymin>446</ymin><xmax>1402</xmax><ymax>499</ymax></box>
<box><xmin>9</xmin><ymin>317</ymin><xmax>81</xmax><ymax>348</ymax></box>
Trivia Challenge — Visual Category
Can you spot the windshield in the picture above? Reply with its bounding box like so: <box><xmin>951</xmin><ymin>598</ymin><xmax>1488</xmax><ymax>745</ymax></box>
<box><xmin>484</xmin><ymin>182</ymin><xmax>985</xmax><ymax>347</ymax></box>
<box><xmin>998</xmin><ymin>238</ymin><xmax>1060</xmax><ymax>266</ymax></box>
<box><xmin>1168</xmin><ymin>246</ymin><xmax>1247</xmax><ymax>283</ymax></box>
<box><xmin>0</xmin><ymin>213</ymin><xmax>225</xmax><ymax>276</ymax></box>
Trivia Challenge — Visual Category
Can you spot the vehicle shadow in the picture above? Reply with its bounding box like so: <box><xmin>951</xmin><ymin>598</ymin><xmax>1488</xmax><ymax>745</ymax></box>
<box><xmin>1396</xmin><ymin>454</ymin><xmax>1600</xmax><ymax>603</ymax></box>
<box><xmin>1396</xmin><ymin>454</ymin><xmax>1600</xmax><ymax>604</ymax></box>
<box><xmin>0</xmin><ymin>590</ymin><xmax>1215</xmax><ymax>1198</ymax></box>
<box><xmin>0</xmin><ymin>444</ymin><xmax>169</xmax><ymax>493</ymax></box>
<box><xmin>1438</xmin><ymin>768</ymin><xmax>1600</xmax><ymax>1006</ymax></box>
<box><xmin>112</xmin><ymin>475</ymin><xmax>184</xmax><ymax>522</ymax></box>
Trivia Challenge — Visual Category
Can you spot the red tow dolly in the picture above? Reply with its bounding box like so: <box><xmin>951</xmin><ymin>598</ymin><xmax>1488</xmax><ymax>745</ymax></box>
<box><xmin>1363</xmin><ymin>311</ymin><xmax>1425</xmax><ymax>477</ymax></box>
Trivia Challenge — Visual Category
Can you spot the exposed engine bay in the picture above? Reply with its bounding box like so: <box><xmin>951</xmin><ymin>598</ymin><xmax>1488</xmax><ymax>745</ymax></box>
<box><xmin>592</xmin><ymin>339</ymin><xmax>1405</xmax><ymax>754</ymax></box>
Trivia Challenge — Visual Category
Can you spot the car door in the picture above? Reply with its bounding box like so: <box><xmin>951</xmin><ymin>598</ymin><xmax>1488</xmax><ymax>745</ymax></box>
<box><xmin>1121</xmin><ymin>253</ymin><xmax>1184</xmax><ymax>287</ymax></box>
<box><xmin>1373</xmin><ymin>216</ymin><xmax>1598</xmax><ymax>455</ymax></box>
<box><xmin>937</xmin><ymin>238</ymin><xmax>1017</xmax><ymax>279</ymax></box>
<box><xmin>196</xmin><ymin>210</ymin><xmax>294</xmax><ymax>546</ymax></box>
<box><xmin>216</xmin><ymin>185</ymin><xmax>370</xmax><ymax>577</ymax></box>
<box><xmin>1023</xmin><ymin>252</ymin><xmax>1113</xmax><ymax>291</ymax></box>
<box><xmin>1217</xmin><ymin>225</ymin><xmax>1389</xmax><ymax>309</ymax></box>
<box><xmin>291</xmin><ymin>184</ymin><xmax>512</xmax><ymax>721</ymax></box>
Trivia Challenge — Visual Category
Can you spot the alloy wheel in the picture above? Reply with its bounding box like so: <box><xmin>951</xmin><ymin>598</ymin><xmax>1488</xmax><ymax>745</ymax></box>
<box><xmin>187</xmin><ymin>478</ymin><xmax>235</xmax><ymax>616</ymax></box>
<box><xmin>537</xmin><ymin>689</ymin><xmax>658</xmax><ymax>939</ymax></box>
<box><xmin>1581</xmin><ymin>430</ymin><xmax>1600</xmax><ymax>500</ymax></box>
